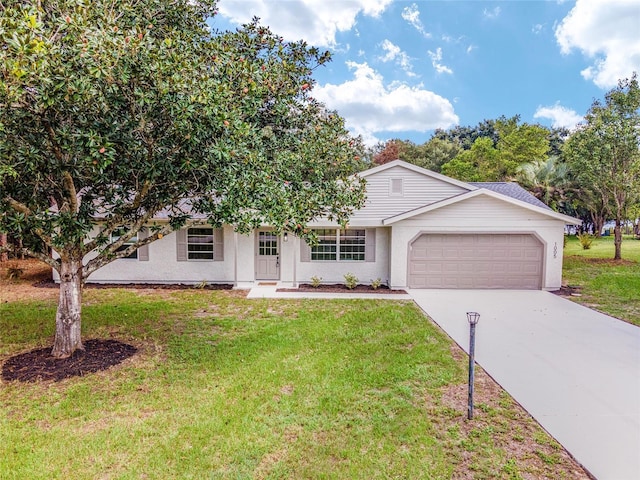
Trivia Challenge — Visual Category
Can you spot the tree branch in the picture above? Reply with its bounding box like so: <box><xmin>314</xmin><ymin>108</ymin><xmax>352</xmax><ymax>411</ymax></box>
<box><xmin>0</xmin><ymin>243</ymin><xmax>60</xmax><ymax>271</ymax></box>
<box><xmin>83</xmin><ymin>220</ymin><xmax>188</xmax><ymax>278</ymax></box>
<box><xmin>62</xmin><ymin>171</ymin><xmax>79</xmax><ymax>214</ymax></box>
<box><xmin>3</xmin><ymin>196</ymin><xmax>55</xmax><ymax>247</ymax></box>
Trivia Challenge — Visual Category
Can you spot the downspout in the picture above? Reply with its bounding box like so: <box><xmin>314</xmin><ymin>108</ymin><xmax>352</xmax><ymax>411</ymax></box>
<box><xmin>233</xmin><ymin>230</ymin><xmax>238</xmax><ymax>287</ymax></box>
<box><xmin>293</xmin><ymin>234</ymin><xmax>298</xmax><ymax>287</ymax></box>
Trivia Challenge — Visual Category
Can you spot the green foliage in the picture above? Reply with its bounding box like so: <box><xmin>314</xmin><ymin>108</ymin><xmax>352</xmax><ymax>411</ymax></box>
<box><xmin>495</xmin><ymin>116</ymin><xmax>550</xmax><ymax>168</ymax></box>
<box><xmin>310</xmin><ymin>275</ymin><xmax>322</xmax><ymax>287</ymax></box>
<box><xmin>516</xmin><ymin>157</ymin><xmax>571</xmax><ymax>211</ymax></box>
<box><xmin>0</xmin><ymin>0</ymin><xmax>366</xmax><ymax>276</ymax></box>
<box><xmin>438</xmin><ymin>115</ymin><xmax>552</xmax><ymax>182</ymax></box>
<box><xmin>564</xmin><ymin>73</ymin><xmax>640</xmax><ymax>259</ymax></box>
<box><xmin>577</xmin><ymin>233</ymin><xmax>594</xmax><ymax>250</ymax></box>
<box><xmin>343</xmin><ymin>272</ymin><xmax>358</xmax><ymax>289</ymax></box>
<box><xmin>370</xmin><ymin>277</ymin><xmax>382</xmax><ymax>290</ymax></box>
<box><xmin>441</xmin><ymin>137</ymin><xmax>500</xmax><ymax>181</ymax></box>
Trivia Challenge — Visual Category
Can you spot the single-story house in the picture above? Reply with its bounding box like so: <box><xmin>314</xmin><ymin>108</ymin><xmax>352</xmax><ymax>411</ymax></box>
<box><xmin>62</xmin><ymin>160</ymin><xmax>581</xmax><ymax>290</ymax></box>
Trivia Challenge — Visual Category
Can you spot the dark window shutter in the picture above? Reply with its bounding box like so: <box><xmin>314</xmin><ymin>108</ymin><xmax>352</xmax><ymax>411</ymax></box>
<box><xmin>365</xmin><ymin>228</ymin><xmax>376</xmax><ymax>262</ymax></box>
<box><xmin>138</xmin><ymin>228</ymin><xmax>149</xmax><ymax>261</ymax></box>
<box><xmin>300</xmin><ymin>237</ymin><xmax>311</xmax><ymax>262</ymax></box>
<box><xmin>176</xmin><ymin>229</ymin><xmax>187</xmax><ymax>261</ymax></box>
<box><xmin>214</xmin><ymin>228</ymin><xmax>224</xmax><ymax>261</ymax></box>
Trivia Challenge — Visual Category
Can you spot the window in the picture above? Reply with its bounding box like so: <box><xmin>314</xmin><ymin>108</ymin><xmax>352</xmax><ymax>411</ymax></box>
<box><xmin>111</xmin><ymin>229</ymin><xmax>138</xmax><ymax>259</ymax></box>
<box><xmin>187</xmin><ymin>227</ymin><xmax>214</xmax><ymax>260</ymax></box>
<box><xmin>310</xmin><ymin>229</ymin><xmax>365</xmax><ymax>261</ymax></box>
<box><xmin>311</xmin><ymin>229</ymin><xmax>337</xmax><ymax>261</ymax></box>
<box><xmin>258</xmin><ymin>231</ymin><xmax>278</xmax><ymax>256</ymax></box>
<box><xmin>339</xmin><ymin>229</ymin><xmax>365</xmax><ymax>261</ymax></box>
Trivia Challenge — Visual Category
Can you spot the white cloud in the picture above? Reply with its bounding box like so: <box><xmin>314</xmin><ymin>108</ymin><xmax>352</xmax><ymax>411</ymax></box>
<box><xmin>313</xmin><ymin>62</ymin><xmax>458</xmax><ymax>145</ymax></box>
<box><xmin>428</xmin><ymin>48</ymin><xmax>453</xmax><ymax>74</ymax></box>
<box><xmin>402</xmin><ymin>3</ymin><xmax>431</xmax><ymax>38</ymax></box>
<box><xmin>379</xmin><ymin>39</ymin><xmax>416</xmax><ymax>77</ymax></box>
<box><xmin>216</xmin><ymin>0</ymin><xmax>392</xmax><ymax>47</ymax></box>
<box><xmin>466</xmin><ymin>44</ymin><xmax>477</xmax><ymax>54</ymax></box>
<box><xmin>533</xmin><ymin>103</ymin><xmax>583</xmax><ymax>129</ymax></box>
<box><xmin>532</xmin><ymin>23</ymin><xmax>544</xmax><ymax>35</ymax></box>
<box><xmin>483</xmin><ymin>7</ymin><xmax>501</xmax><ymax>19</ymax></box>
<box><xmin>555</xmin><ymin>0</ymin><xmax>640</xmax><ymax>88</ymax></box>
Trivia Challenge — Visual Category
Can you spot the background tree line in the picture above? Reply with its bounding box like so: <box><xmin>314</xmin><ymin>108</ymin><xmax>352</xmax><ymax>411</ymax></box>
<box><xmin>369</xmin><ymin>74</ymin><xmax>640</xmax><ymax>259</ymax></box>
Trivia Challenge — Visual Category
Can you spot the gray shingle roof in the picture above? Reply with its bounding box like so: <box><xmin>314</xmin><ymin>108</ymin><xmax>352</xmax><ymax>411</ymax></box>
<box><xmin>469</xmin><ymin>182</ymin><xmax>551</xmax><ymax>210</ymax></box>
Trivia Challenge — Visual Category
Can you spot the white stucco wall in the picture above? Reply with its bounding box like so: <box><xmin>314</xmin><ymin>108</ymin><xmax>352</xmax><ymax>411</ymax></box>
<box><xmin>387</xmin><ymin>196</ymin><xmax>568</xmax><ymax>290</ymax></box>
<box><xmin>291</xmin><ymin>227</ymin><xmax>391</xmax><ymax>286</ymax></box>
<box><xmin>63</xmin><ymin>225</ymin><xmax>243</xmax><ymax>285</ymax></box>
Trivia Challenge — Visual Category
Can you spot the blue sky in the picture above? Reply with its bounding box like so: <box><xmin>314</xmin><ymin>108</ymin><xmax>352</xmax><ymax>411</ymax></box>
<box><xmin>212</xmin><ymin>0</ymin><xmax>640</xmax><ymax>145</ymax></box>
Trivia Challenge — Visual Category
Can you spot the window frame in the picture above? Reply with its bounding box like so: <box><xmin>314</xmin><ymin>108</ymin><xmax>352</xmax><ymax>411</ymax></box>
<box><xmin>187</xmin><ymin>227</ymin><xmax>215</xmax><ymax>261</ymax></box>
<box><xmin>389</xmin><ymin>178</ymin><xmax>404</xmax><ymax>196</ymax></box>
<box><xmin>110</xmin><ymin>228</ymin><xmax>138</xmax><ymax>259</ymax></box>
<box><xmin>310</xmin><ymin>228</ymin><xmax>366</xmax><ymax>262</ymax></box>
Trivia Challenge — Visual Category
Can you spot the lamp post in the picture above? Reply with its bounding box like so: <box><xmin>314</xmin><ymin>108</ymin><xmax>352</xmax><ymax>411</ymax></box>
<box><xmin>467</xmin><ymin>311</ymin><xmax>480</xmax><ymax>420</ymax></box>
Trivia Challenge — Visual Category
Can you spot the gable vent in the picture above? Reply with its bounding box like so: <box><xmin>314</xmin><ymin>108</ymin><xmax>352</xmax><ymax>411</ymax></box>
<box><xmin>390</xmin><ymin>178</ymin><xmax>404</xmax><ymax>196</ymax></box>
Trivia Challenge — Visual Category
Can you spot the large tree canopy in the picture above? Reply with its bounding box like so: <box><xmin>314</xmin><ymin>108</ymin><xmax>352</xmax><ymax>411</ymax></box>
<box><xmin>564</xmin><ymin>74</ymin><xmax>640</xmax><ymax>259</ymax></box>
<box><xmin>0</xmin><ymin>0</ymin><xmax>366</xmax><ymax>357</ymax></box>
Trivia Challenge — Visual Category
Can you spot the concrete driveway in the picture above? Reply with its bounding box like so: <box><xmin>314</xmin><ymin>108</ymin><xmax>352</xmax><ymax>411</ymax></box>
<box><xmin>409</xmin><ymin>289</ymin><xmax>640</xmax><ymax>480</ymax></box>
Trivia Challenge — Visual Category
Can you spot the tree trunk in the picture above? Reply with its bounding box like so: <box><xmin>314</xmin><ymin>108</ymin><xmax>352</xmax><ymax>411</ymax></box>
<box><xmin>614</xmin><ymin>221</ymin><xmax>623</xmax><ymax>260</ymax></box>
<box><xmin>0</xmin><ymin>233</ymin><xmax>7</xmax><ymax>262</ymax></box>
<box><xmin>591</xmin><ymin>213</ymin><xmax>605</xmax><ymax>238</ymax></box>
<box><xmin>51</xmin><ymin>258</ymin><xmax>84</xmax><ymax>358</ymax></box>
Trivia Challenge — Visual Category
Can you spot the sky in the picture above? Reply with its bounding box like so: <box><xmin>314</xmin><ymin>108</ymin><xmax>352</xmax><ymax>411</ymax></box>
<box><xmin>210</xmin><ymin>0</ymin><xmax>640</xmax><ymax>146</ymax></box>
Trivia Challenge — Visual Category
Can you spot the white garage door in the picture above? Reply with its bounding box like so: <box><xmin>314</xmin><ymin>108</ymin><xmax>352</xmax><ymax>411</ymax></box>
<box><xmin>409</xmin><ymin>234</ymin><xmax>543</xmax><ymax>289</ymax></box>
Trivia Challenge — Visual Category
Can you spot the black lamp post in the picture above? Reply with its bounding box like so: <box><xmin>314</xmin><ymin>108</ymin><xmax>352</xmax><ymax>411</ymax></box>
<box><xmin>467</xmin><ymin>311</ymin><xmax>480</xmax><ymax>420</ymax></box>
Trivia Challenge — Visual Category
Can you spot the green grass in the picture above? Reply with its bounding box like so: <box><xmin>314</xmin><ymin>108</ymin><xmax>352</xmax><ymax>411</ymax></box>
<box><xmin>564</xmin><ymin>233</ymin><xmax>640</xmax><ymax>262</ymax></box>
<box><xmin>563</xmin><ymin>235</ymin><xmax>640</xmax><ymax>326</ymax></box>
<box><xmin>0</xmin><ymin>289</ymin><xmax>582</xmax><ymax>479</ymax></box>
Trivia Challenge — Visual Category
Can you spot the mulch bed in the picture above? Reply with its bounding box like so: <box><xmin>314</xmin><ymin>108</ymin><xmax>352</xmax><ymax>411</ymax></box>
<box><xmin>553</xmin><ymin>285</ymin><xmax>583</xmax><ymax>297</ymax></box>
<box><xmin>278</xmin><ymin>284</ymin><xmax>407</xmax><ymax>294</ymax></box>
<box><xmin>33</xmin><ymin>279</ymin><xmax>233</xmax><ymax>290</ymax></box>
<box><xmin>2</xmin><ymin>339</ymin><xmax>137</xmax><ymax>383</ymax></box>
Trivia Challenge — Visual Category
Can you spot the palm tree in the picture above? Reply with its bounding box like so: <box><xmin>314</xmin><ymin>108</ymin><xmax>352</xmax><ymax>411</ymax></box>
<box><xmin>516</xmin><ymin>156</ymin><xmax>570</xmax><ymax>210</ymax></box>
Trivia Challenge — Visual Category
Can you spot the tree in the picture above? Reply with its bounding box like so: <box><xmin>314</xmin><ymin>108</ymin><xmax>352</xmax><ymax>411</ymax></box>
<box><xmin>438</xmin><ymin>116</ymin><xmax>552</xmax><ymax>182</ymax></box>
<box><xmin>440</xmin><ymin>137</ymin><xmax>501</xmax><ymax>181</ymax></box>
<box><xmin>372</xmin><ymin>139</ymin><xmax>402</xmax><ymax>165</ymax></box>
<box><xmin>434</xmin><ymin>118</ymin><xmax>500</xmax><ymax>150</ymax></box>
<box><xmin>0</xmin><ymin>0</ymin><xmax>366</xmax><ymax>357</ymax></box>
<box><xmin>515</xmin><ymin>156</ymin><xmax>571</xmax><ymax>211</ymax></box>
<box><xmin>495</xmin><ymin>117</ymin><xmax>550</xmax><ymax>172</ymax></box>
<box><xmin>564</xmin><ymin>74</ymin><xmax>640</xmax><ymax>259</ymax></box>
<box><xmin>370</xmin><ymin>137</ymin><xmax>459</xmax><ymax>172</ymax></box>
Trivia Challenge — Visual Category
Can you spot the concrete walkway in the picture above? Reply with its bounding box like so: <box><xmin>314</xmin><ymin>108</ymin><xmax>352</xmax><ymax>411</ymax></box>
<box><xmin>409</xmin><ymin>289</ymin><xmax>640</xmax><ymax>480</ymax></box>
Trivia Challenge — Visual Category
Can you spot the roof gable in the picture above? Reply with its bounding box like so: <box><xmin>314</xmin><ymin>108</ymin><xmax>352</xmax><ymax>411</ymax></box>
<box><xmin>359</xmin><ymin>159</ymin><xmax>475</xmax><ymax>191</ymax></box>
<box><xmin>347</xmin><ymin>160</ymin><xmax>471</xmax><ymax>224</ymax></box>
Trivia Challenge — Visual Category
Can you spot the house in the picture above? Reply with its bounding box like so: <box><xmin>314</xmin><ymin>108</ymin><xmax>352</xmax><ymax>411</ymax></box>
<box><xmin>68</xmin><ymin>160</ymin><xmax>581</xmax><ymax>291</ymax></box>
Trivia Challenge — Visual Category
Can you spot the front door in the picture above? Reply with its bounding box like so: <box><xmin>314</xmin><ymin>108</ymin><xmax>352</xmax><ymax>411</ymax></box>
<box><xmin>255</xmin><ymin>230</ymin><xmax>280</xmax><ymax>280</ymax></box>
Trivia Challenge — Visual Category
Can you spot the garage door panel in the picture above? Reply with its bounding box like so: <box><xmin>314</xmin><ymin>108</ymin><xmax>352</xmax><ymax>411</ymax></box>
<box><xmin>409</xmin><ymin>234</ymin><xmax>543</xmax><ymax>289</ymax></box>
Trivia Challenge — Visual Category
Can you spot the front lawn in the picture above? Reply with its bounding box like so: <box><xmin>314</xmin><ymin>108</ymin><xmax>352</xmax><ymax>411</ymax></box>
<box><xmin>563</xmin><ymin>235</ymin><xmax>640</xmax><ymax>326</ymax></box>
<box><xmin>0</xmin><ymin>265</ymin><xmax>587</xmax><ymax>479</ymax></box>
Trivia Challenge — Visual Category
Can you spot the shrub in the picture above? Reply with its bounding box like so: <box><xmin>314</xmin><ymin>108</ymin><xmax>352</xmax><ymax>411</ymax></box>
<box><xmin>6</xmin><ymin>261</ymin><xmax>23</xmax><ymax>280</ymax></box>
<box><xmin>343</xmin><ymin>273</ymin><xmax>358</xmax><ymax>290</ymax></box>
<box><xmin>577</xmin><ymin>233</ymin><xmax>594</xmax><ymax>250</ymax></box>
<box><xmin>310</xmin><ymin>275</ymin><xmax>322</xmax><ymax>288</ymax></box>
<box><xmin>371</xmin><ymin>278</ymin><xmax>382</xmax><ymax>290</ymax></box>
